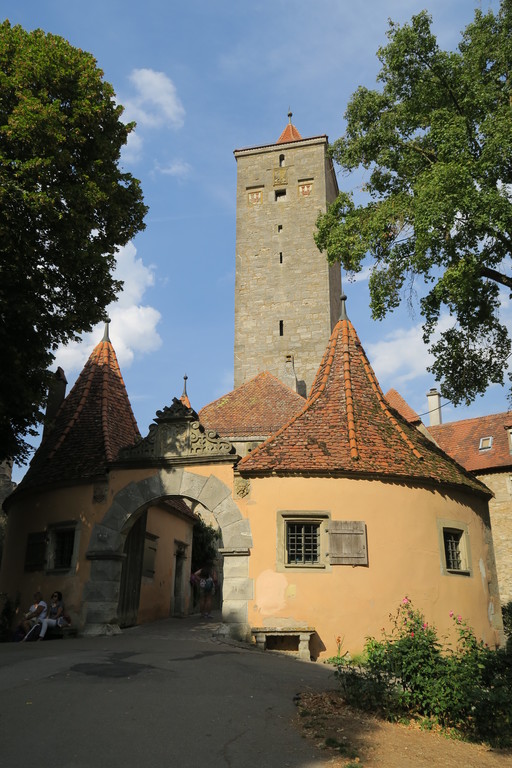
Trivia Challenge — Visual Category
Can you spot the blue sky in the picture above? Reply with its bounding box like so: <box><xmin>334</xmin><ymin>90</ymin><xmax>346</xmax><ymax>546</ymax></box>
<box><xmin>5</xmin><ymin>0</ymin><xmax>509</xmax><ymax>481</ymax></box>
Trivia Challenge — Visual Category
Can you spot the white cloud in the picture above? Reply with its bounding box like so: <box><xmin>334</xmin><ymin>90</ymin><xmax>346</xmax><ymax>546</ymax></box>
<box><xmin>156</xmin><ymin>159</ymin><xmax>191</xmax><ymax>178</ymax></box>
<box><xmin>366</xmin><ymin>322</ymin><xmax>433</xmax><ymax>387</ymax></box>
<box><xmin>124</xmin><ymin>68</ymin><xmax>185</xmax><ymax>130</ymax></box>
<box><xmin>54</xmin><ymin>242</ymin><xmax>162</xmax><ymax>375</ymax></box>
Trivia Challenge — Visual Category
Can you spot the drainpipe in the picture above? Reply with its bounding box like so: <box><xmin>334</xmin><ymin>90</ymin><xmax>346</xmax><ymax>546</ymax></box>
<box><xmin>426</xmin><ymin>387</ymin><xmax>442</xmax><ymax>426</ymax></box>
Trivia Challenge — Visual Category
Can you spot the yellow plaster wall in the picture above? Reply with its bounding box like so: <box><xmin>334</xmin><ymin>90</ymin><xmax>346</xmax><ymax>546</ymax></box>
<box><xmin>137</xmin><ymin>504</ymin><xmax>194</xmax><ymax>623</ymax></box>
<box><xmin>0</xmin><ymin>483</ymin><xmax>102</xmax><ymax>625</ymax></box>
<box><xmin>238</xmin><ymin>475</ymin><xmax>500</xmax><ymax>658</ymax></box>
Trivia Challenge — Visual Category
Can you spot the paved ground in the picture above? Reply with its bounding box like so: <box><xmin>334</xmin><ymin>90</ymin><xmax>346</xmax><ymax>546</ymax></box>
<box><xmin>0</xmin><ymin>614</ymin><xmax>335</xmax><ymax>767</ymax></box>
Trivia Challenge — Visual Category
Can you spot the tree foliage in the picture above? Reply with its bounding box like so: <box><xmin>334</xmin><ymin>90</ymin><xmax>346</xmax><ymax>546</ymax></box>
<box><xmin>0</xmin><ymin>21</ymin><xmax>147</xmax><ymax>462</ymax></box>
<box><xmin>315</xmin><ymin>1</ymin><xmax>512</xmax><ymax>405</ymax></box>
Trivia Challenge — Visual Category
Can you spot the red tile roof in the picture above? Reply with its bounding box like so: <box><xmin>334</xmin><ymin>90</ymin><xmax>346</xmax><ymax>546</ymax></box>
<box><xmin>15</xmin><ymin>329</ymin><xmax>140</xmax><ymax>492</ymax></box>
<box><xmin>239</xmin><ymin>303</ymin><xmax>489</xmax><ymax>496</ymax></box>
<box><xmin>428</xmin><ymin>412</ymin><xmax>512</xmax><ymax>473</ymax></box>
<box><xmin>199</xmin><ymin>372</ymin><xmax>305</xmax><ymax>438</ymax></box>
<box><xmin>385</xmin><ymin>389</ymin><xmax>421</xmax><ymax>425</ymax></box>
<box><xmin>277</xmin><ymin>117</ymin><xmax>302</xmax><ymax>144</ymax></box>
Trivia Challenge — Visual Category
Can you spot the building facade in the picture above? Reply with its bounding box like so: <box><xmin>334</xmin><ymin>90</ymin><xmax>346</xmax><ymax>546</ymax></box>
<box><xmin>233</xmin><ymin>115</ymin><xmax>341</xmax><ymax>396</ymax></box>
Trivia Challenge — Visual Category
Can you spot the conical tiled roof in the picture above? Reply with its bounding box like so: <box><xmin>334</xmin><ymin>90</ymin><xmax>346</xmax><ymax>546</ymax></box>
<box><xmin>385</xmin><ymin>388</ymin><xmax>422</xmax><ymax>426</ymax></box>
<box><xmin>199</xmin><ymin>372</ymin><xmax>304</xmax><ymax>438</ymax></box>
<box><xmin>239</xmin><ymin>301</ymin><xmax>489</xmax><ymax>496</ymax></box>
<box><xmin>15</xmin><ymin>325</ymin><xmax>140</xmax><ymax>493</ymax></box>
<box><xmin>277</xmin><ymin>112</ymin><xmax>302</xmax><ymax>144</ymax></box>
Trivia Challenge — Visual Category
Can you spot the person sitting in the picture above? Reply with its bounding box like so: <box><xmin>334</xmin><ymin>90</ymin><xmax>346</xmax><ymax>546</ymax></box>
<box><xmin>38</xmin><ymin>591</ymin><xmax>70</xmax><ymax>640</ymax></box>
<box><xmin>16</xmin><ymin>591</ymin><xmax>48</xmax><ymax>641</ymax></box>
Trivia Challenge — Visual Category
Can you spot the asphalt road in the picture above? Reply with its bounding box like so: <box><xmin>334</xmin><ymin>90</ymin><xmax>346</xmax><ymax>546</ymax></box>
<box><xmin>0</xmin><ymin>614</ymin><xmax>336</xmax><ymax>767</ymax></box>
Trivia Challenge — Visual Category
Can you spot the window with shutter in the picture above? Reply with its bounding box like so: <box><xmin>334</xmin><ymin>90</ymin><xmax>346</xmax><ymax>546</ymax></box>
<box><xmin>328</xmin><ymin>520</ymin><xmax>368</xmax><ymax>566</ymax></box>
<box><xmin>276</xmin><ymin>511</ymin><xmax>329</xmax><ymax>570</ymax></box>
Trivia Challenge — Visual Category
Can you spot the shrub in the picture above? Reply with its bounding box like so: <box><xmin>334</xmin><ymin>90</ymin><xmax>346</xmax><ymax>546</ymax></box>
<box><xmin>502</xmin><ymin>601</ymin><xmax>512</xmax><ymax>638</ymax></box>
<box><xmin>335</xmin><ymin>598</ymin><xmax>512</xmax><ymax>747</ymax></box>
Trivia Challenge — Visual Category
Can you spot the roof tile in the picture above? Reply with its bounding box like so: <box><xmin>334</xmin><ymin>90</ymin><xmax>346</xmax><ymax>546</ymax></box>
<box><xmin>199</xmin><ymin>372</ymin><xmax>304</xmax><ymax>438</ymax></box>
<box><xmin>16</xmin><ymin>334</ymin><xmax>140</xmax><ymax>492</ymax></box>
<box><xmin>428</xmin><ymin>412</ymin><xmax>512</xmax><ymax>472</ymax></box>
<box><xmin>239</xmin><ymin>306</ymin><xmax>488</xmax><ymax>496</ymax></box>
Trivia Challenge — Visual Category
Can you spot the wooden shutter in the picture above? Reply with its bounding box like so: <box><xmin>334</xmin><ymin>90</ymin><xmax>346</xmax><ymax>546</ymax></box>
<box><xmin>328</xmin><ymin>521</ymin><xmax>368</xmax><ymax>565</ymax></box>
<box><xmin>24</xmin><ymin>531</ymin><xmax>47</xmax><ymax>571</ymax></box>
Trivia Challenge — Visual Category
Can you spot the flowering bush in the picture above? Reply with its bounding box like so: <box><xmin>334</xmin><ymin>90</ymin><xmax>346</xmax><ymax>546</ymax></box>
<box><xmin>335</xmin><ymin>598</ymin><xmax>512</xmax><ymax>747</ymax></box>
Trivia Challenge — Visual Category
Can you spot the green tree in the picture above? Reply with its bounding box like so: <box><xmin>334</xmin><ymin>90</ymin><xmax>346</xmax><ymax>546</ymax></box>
<box><xmin>0</xmin><ymin>21</ymin><xmax>147</xmax><ymax>463</ymax></box>
<box><xmin>315</xmin><ymin>2</ymin><xmax>512</xmax><ymax>405</ymax></box>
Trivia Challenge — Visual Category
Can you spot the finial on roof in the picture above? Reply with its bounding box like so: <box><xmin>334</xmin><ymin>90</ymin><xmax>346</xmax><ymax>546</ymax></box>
<box><xmin>102</xmin><ymin>318</ymin><xmax>111</xmax><ymax>342</ymax></box>
<box><xmin>340</xmin><ymin>294</ymin><xmax>348</xmax><ymax>321</ymax></box>
<box><xmin>182</xmin><ymin>374</ymin><xmax>188</xmax><ymax>398</ymax></box>
<box><xmin>288</xmin><ymin>109</ymin><xmax>292</xmax><ymax>123</ymax></box>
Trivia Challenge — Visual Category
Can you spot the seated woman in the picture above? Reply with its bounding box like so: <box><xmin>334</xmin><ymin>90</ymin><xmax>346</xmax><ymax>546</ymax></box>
<box><xmin>38</xmin><ymin>591</ymin><xmax>70</xmax><ymax>640</ymax></box>
<box><xmin>16</xmin><ymin>591</ymin><xmax>48</xmax><ymax>641</ymax></box>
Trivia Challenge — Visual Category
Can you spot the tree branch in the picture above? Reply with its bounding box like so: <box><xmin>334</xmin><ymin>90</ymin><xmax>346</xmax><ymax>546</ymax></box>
<box><xmin>480</xmin><ymin>265</ymin><xmax>512</xmax><ymax>290</ymax></box>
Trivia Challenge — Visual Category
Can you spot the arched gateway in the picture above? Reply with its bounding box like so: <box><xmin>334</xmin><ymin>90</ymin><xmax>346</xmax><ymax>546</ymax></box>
<box><xmin>83</xmin><ymin>401</ymin><xmax>254</xmax><ymax>639</ymax></box>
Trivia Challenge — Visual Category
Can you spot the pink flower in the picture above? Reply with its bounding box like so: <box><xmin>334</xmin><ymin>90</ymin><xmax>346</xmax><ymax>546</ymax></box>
<box><xmin>449</xmin><ymin>611</ymin><xmax>454</xmax><ymax>618</ymax></box>
<box><xmin>402</xmin><ymin>597</ymin><xmax>409</xmax><ymax>605</ymax></box>
<box><xmin>410</xmin><ymin>632</ymin><xmax>415</xmax><ymax>638</ymax></box>
<box><xmin>457</xmin><ymin>615</ymin><xmax>462</xmax><ymax>623</ymax></box>
<box><xmin>422</xmin><ymin>623</ymin><xmax>428</xmax><ymax>629</ymax></box>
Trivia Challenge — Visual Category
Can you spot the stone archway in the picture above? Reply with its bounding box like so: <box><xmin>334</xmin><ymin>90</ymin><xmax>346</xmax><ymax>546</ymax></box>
<box><xmin>83</xmin><ymin>467</ymin><xmax>253</xmax><ymax>638</ymax></box>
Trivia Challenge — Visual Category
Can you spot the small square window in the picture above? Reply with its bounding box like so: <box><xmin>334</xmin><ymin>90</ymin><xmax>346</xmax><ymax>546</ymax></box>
<box><xmin>479</xmin><ymin>436</ymin><xmax>493</xmax><ymax>450</ymax></box>
<box><xmin>438</xmin><ymin>521</ymin><xmax>471</xmax><ymax>575</ymax></box>
<box><xmin>47</xmin><ymin>524</ymin><xmax>77</xmax><ymax>571</ymax></box>
<box><xmin>275</xmin><ymin>189</ymin><xmax>286</xmax><ymax>202</ymax></box>
<box><xmin>286</xmin><ymin>521</ymin><xmax>320</xmax><ymax>565</ymax></box>
<box><xmin>277</xmin><ymin>511</ymin><xmax>329</xmax><ymax>570</ymax></box>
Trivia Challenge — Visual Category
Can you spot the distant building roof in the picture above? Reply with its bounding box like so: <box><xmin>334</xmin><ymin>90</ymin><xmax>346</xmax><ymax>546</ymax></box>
<box><xmin>428</xmin><ymin>412</ymin><xmax>512</xmax><ymax>473</ymax></box>
<box><xmin>239</xmin><ymin>300</ymin><xmax>489</xmax><ymax>497</ymax></box>
<box><xmin>13</xmin><ymin>325</ymin><xmax>140</xmax><ymax>495</ymax></box>
<box><xmin>385</xmin><ymin>388</ymin><xmax>422</xmax><ymax>425</ymax></box>
<box><xmin>199</xmin><ymin>372</ymin><xmax>305</xmax><ymax>438</ymax></box>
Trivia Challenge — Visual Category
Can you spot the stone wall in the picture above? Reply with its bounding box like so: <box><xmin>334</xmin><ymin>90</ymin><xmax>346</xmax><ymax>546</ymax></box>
<box><xmin>234</xmin><ymin>137</ymin><xmax>341</xmax><ymax>395</ymax></box>
<box><xmin>478</xmin><ymin>470</ymin><xmax>512</xmax><ymax>604</ymax></box>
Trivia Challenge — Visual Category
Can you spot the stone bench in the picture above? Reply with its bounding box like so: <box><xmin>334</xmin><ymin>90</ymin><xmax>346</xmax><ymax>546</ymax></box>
<box><xmin>251</xmin><ymin>627</ymin><xmax>315</xmax><ymax>661</ymax></box>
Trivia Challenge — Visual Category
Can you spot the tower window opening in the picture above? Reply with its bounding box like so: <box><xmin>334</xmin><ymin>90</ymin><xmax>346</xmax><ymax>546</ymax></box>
<box><xmin>279</xmin><ymin>154</ymin><xmax>285</xmax><ymax>167</ymax></box>
<box><xmin>279</xmin><ymin>252</ymin><xmax>283</xmax><ymax>263</ymax></box>
<box><xmin>279</xmin><ymin>320</ymin><xmax>284</xmax><ymax>336</ymax></box>
<box><xmin>277</xmin><ymin>224</ymin><xmax>283</xmax><ymax>233</ymax></box>
<box><xmin>275</xmin><ymin>189</ymin><xmax>286</xmax><ymax>202</ymax></box>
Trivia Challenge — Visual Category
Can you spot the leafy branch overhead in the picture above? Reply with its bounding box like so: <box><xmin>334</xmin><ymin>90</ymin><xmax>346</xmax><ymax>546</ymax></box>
<box><xmin>315</xmin><ymin>1</ymin><xmax>512</xmax><ymax>405</ymax></box>
<box><xmin>0</xmin><ymin>21</ymin><xmax>147</xmax><ymax>462</ymax></box>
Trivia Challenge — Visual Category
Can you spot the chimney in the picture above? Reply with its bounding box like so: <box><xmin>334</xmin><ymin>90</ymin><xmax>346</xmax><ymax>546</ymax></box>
<box><xmin>426</xmin><ymin>387</ymin><xmax>442</xmax><ymax>426</ymax></box>
<box><xmin>280</xmin><ymin>353</ymin><xmax>299</xmax><ymax>393</ymax></box>
<box><xmin>42</xmin><ymin>367</ymin><xmax>68</xmax><ymax>439</ymax></box>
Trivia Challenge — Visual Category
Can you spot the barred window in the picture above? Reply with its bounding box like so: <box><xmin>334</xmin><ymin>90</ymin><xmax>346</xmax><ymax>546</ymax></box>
<box><xmin>47</xmin><ymin>523</ymin><xmax>77</xmax><ymax>571</ymax></box>
<box><xmin>286</xmin><ymin>522</ymin><xmax>320</xmax><ymax>565</ymax></box>
<box><xmin>439</xmin><ymin>522</ymin><xmax>471</xmax><ymax>576</ymax></box>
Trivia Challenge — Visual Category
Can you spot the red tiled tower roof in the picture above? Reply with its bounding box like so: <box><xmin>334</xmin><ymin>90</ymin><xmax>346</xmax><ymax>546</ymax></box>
<box><xmin>16</xmin><ymin>325</ymin><xmax>140</xmax><ymax>492</ymax></box>
<box><xmin>199</xmin><ymin>372</ymin><xmax>304</xmax><ymax>438</ymax></box>
<box><xmin>277</xmin><ymin>112</ymin><xmax>302</xmax><ymax>144</ymax></box>
<box><xmin>239</xmin><ymin>300</ymin><xmax>488</xmax><ymax>496</ymax></box>
<box><xmin>428</xmin><ymin>412</ymin><xmax>512</xmax><ymax>473</ymax></box>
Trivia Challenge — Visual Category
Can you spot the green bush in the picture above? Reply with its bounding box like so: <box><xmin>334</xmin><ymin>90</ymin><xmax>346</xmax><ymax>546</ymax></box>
<box><xmin>335</xmin><ymin>598</ymin><xmax>512</xmax><ymax>747</ymax></box>
<box><xmin>502</xmin><ymin>601</ymin><xmax>512</xmax><ymax>638</ymax></box>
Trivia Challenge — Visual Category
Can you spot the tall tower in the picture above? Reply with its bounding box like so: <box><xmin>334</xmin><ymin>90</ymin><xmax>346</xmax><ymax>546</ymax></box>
<box><xmin>233</xmin><ymin>114</ymin><xmax>341</xmax><ymax>396</ymax></box>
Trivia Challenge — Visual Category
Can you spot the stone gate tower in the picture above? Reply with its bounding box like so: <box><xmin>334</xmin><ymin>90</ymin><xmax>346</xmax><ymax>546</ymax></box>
<box><xmin>233</xmin><ymin>114</ymin><xmax>341</xmax><ymax>396</ymax></box>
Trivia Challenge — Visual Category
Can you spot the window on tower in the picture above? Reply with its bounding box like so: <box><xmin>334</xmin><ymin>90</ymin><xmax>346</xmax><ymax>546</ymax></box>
<box><xmin>275</xmin><ymin>189</ymin><xmax>286</xmax><ymax>202</ymax></box>
<box><xmin>279</xmin><ymin>154</ymin><xmax>285</xmax><ymax>167</ymax></box>
<box><xmin>279</xmin><ymin>320</ymin><xmax>284</xmax><ymax>336</ymax></box>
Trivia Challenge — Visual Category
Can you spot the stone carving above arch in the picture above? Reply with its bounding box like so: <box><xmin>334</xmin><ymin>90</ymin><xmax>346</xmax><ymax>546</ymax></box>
<box><xmin>83</xmin><ymin>467</ymin><xmax>253</xmax><ymax>640</ymax></box>
<box><xmin>116</xmin><ymin>399</ymin><xmax>236</xmax><ymax>464</ymax></box>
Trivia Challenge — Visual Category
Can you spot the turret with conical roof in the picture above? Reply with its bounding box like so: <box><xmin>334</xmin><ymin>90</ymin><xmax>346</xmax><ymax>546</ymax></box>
<box><xmin>233</xmin><ymin>115</ymin><xmax>341</xmax><ymax>396</ymax></box>
<box><xmin>239</xmin><ymin>297</ymin><xmax>490</xmax><ymax>497</ymax></box>
<box><xmin>11</xmin><ymin>322</ymin><xmax>140</xmax><ymax>496</ymax></box>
